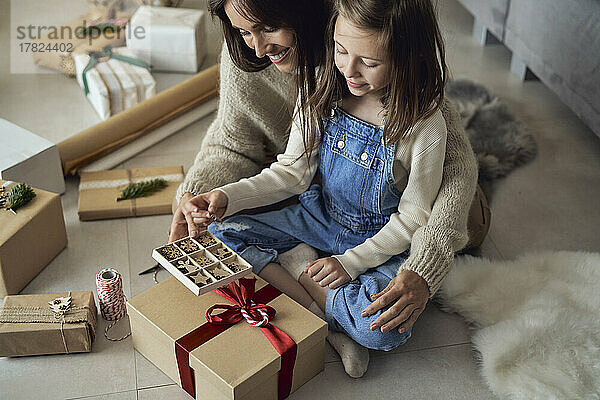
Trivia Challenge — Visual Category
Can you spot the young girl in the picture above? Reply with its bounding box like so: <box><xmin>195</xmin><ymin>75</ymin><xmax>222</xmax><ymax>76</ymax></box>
<box><xmin>186</xmin><ymin>0</ymin><xmax>449</xmax><ymax>368</ymax></box>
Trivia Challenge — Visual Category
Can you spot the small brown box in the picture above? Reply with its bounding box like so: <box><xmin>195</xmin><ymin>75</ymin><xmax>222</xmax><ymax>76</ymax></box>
<box><xmin>127</xmin><ymin>275</ymin><xmax>328</xmax><ymax>400</ymax></box>
<box><xmin>0</xmin><ymin>291</ymin><xmax>97</xmax><ymax>357</ymax></box>
<box><xmin>0</xmin><ymin>180</ymin><xmax>68</xmax><ymax>297</ymax></box>
<box><xmin>78</xmin><ymin>166</ymin><xmax>184</xmax><ymax>220</ymax></box>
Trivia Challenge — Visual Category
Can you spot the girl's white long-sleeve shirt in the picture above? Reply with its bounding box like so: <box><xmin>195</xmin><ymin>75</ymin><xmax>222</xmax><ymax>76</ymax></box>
<box><xmin>216</xmin><ymin>108</ymin><xmax>447</xmax><ymax>280</ymax></box>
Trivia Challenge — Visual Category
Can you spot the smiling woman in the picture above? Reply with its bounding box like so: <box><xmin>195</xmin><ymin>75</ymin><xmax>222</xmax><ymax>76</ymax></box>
<box><xmin>208</xmin><ymin>0</ymin><xmax>329</xmax><ymax>74</ymax></box>
<box><xmin>224</xmin><ymin>2</ymin><xmax>296</xmax><ymax>73</ymax></box>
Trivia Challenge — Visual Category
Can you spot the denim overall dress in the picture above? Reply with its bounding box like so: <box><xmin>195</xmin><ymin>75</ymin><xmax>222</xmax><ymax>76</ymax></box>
<box><xmin>209</xmin><ymin>108</ymin><xmax>412</xmax><ymax>350</ymax></box>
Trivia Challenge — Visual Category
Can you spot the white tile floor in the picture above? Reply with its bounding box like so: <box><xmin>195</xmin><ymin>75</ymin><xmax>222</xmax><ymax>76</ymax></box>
<box><xmin>2</xmin><ymin>0</ymin><xmax>600</xmax><ymax>399</ymax></box>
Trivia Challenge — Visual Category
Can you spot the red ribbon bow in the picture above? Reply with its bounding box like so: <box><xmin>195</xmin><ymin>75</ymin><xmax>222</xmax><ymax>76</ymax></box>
<box><xmin>175</xmin><ymin>278</ymin><xmax>297</xmax><ymax>399</ymax></box>
<box><xmin>206</xmin><ymin>278</ymin><xmax>276</xmax><ymax>327</ymax></box>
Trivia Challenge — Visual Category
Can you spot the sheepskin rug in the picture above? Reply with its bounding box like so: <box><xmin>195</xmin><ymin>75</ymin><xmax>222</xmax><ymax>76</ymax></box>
<box><xmin>438</xmin><ymin>251</ymin><xmax>600</xmax><ymax>399</ymax></box>
<box><xmin>446</xmin><ymin>79</ymin><xmax>538</xmax><ymax>199</ymax></box>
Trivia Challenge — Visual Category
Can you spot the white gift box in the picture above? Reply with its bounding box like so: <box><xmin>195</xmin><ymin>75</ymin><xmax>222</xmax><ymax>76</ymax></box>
<box><xmin>126</xmin><ymin>6</ymin><xmax>207</xmax><ymax>73</ymax></box>
<box><xmin>0</xmin><ymin>119</ymin><xmax>65</xmax><ymax>194</ymax></box>
<box><xmin>74</xmin><ymin>47</ymin><xmax>156</xmax><ymax>121</ymax></box>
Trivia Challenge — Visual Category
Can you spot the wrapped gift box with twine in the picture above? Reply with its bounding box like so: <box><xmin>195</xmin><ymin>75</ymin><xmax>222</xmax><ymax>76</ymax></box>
<box><xmin>0</xmin><ymin>180</ymin><xmax>68</xmax><ymax>298</ymax></box>
<box><xmin>0</xmin><ymin>291</ymin><xmax>97</xmax><ymax>357</ymax></box>
<box><xmin>77</xmin><ymin>165</ymin><xmax>183</xmax><ymax>220</ymax></box>
<box><xmin>74</xmin><ymin>46</ymin><xmax>156</xmax><ymax>120</ymax></box>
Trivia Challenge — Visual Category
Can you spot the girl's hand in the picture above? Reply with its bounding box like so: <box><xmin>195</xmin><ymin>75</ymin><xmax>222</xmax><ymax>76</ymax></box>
<box><xmin>361</xmin><ymin>270</ymin><xmax>429</xmax><ymax>334</ymax></box>
<box><xmin>305</xmin><ymin>257</ymin><xmax>351</xmax><ymax>289</ymax></box>
<box><xmin>182</xmin><ymin>190</ymin><xmax>228</xmax><ymax>235</ymax></box>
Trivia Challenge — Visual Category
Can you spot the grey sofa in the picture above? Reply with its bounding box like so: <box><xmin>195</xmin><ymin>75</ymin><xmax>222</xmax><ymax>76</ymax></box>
<box><xmin>456</xmin><ymin>0</ymin><xmax>600</xmax><ymax>139</ymax></box>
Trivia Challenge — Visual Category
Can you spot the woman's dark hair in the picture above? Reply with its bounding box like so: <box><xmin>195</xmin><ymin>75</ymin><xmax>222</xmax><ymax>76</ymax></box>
<box><xmin>307</xmin><ymin>0</ymin><xmax>448</xmax><ymax>152</ymax></box>
<box><xmin>208</xmin><ymin>0</ymin><xmax>331</xmax><ymax>151</ymax></box>
<box><xmin>208</xmin><ymin>0</ymin><xmax>327</xmax><ymax>73</ymax></box>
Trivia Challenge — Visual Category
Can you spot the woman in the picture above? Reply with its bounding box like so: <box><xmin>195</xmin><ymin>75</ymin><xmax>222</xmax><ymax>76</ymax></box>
<box><xmin>169</xmin><ymin>0</ymin><xmax>484</xmax><ymax>377</ymax></box>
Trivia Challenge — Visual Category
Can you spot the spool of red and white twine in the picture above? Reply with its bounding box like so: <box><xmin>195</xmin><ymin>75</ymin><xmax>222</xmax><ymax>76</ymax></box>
<box><xmin>96</xmin><ymin>268</ymin><xmax>131</xmax><ymax>341</ymax></box>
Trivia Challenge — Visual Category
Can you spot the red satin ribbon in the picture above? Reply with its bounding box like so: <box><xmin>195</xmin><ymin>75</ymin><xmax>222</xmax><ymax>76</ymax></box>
<box><xmin>175</xmin><ymin>278</ymin><xmax>297</xmax><ymax>399</ymax></box>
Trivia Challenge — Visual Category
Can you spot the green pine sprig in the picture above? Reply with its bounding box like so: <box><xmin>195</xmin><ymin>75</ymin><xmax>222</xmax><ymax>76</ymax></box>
<box><xmin>6</xmin><ymin>183</ymin><xmax>36</xmax><ymax>211</ymax></box>
<box><xmin>116</xmin><ymin>178</ymin><xmax>167</xmax><ymax>202</ymax></box>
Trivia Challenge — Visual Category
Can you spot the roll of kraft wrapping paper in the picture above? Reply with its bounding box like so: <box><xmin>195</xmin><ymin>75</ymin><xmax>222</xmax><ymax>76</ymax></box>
<box><xmin>58</xmin><ymin>64</ymin><xmax>219</xmax><ymax>176</ymax></box>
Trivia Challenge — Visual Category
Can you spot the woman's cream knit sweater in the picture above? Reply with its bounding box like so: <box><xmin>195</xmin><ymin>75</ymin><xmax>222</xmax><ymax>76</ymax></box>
<box><xmin>177</xmin><ymin>46</ymin><xmax>478</xmax><ymax>296</ymax></box>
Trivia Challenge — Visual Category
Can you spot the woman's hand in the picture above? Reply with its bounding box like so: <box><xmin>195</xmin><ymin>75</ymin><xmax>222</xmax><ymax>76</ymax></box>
<box><xmin>169</xmin><ymin>192</ymin><xmax>196</xmax><ymax>242</ymax></box>
<box><xmin>361</xmin><ymin>269</ymin><xmax>429</xmax><ymax>334</ymax></box>
<box><xmin>184</xmin><ymin>190</ymin><xmax>228</xmax><ymax>232</ymax></box>
<box><xmin>168</xmin><ymin>191</ymin><xmax>228</xmax><ymax>242</ymax></box>
<box><xmin>305</xmin><ymin>257</ymin><xmax>351</xmax><ymax>289</ymax></box>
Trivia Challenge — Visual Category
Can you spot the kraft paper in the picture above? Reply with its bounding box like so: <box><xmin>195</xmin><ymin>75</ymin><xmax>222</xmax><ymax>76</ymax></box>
<box><xmin>0</xmin><ymin>291</ymin><xmax>97</xmax><ymax>357</ymax></box>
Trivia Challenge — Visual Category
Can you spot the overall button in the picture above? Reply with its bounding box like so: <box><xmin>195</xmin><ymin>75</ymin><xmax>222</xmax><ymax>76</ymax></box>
<box><xmin>360</xmin><ymin>152</ymin><xmax>369</xmax><ymax>161</ymax></box>
<box><xmin>337</xmin><ymin>140</ymin><xmax>345</xmax><ymax>149</ymax></box>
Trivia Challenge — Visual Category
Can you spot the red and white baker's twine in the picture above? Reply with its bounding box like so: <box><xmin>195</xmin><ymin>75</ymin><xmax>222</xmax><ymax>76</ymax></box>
<box><xmin>96</xmin><ymin>268</ymin><xmax>131</xmax><ymax>341</ymax></box>
<box><xmin>240</xmin><ymin>302</ymin><xmax>270</xmax><ymax>327</ymax></box>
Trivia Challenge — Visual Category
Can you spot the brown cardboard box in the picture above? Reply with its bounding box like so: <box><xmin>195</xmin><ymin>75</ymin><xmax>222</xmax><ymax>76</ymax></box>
<box><xmin>78</xmin><ymin>166</ymin><xmax>183</xmax><ymax>220</ymax></box>
<box><xmin>127</xmin><ymin>275</ymin><xmax>328</xmax><ymax>400</ymax></box>
<box><xmin>0</xmin><ymin>291</ymin><xmax>97</xmax><ymax>357</ymax></box>
<box><xmin>0</xmin><ymin>181</ymin><xmax>68</xmax><ymax>298</ymax></box>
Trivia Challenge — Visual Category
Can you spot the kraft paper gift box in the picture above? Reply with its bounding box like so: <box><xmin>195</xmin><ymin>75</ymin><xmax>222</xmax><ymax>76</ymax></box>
<box><xmin>126</xmin><ymin>6</ymin><xmax>207</xmax><ymax>73</ymax></box>
<box><xmin>0</xmin><ymin>291</ymin><xmax>97</xmax><ymax>357</ymax></box>
<box><xmin>77</xmin><ymin>165</ymin><xmax>184</xmax><ymax>220</ymax></box>
<box><xmin>0</xmin><ymin>119</ymin><xmax>65</xmax><ymax>194</ymax></box>
<box><xmin>127</xmin><ymin>275</ymin><xmax>328</xmax><ymax>400</ymax></box>
<box><xmin>74</xmin><ymin>47</ymin><xmax>156</xmax><ymax>121</ymax></box>
<box><xmin>0</xmin><ymin>180</ymin><xmax>68</xmax><ymax>298</ymax></box>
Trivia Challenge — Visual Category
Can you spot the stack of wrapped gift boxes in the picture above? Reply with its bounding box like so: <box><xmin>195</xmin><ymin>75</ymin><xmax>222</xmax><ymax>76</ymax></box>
<box><xmin>75</xmin><ymin>6</ymin><xmax>207</xmax><ymax>120</ymax></box>
<box><xmin>0</xmin><ymin>119</ymin><xmax>67</xmax><ymax>299</ymax></box>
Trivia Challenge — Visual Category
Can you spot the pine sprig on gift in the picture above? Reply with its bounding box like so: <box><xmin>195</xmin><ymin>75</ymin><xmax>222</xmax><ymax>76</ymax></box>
<box><xmin>116</xmin><ymin>178</ymin><xmax>167</xmax><ymax>201</ymax></box>
<box><xmin>6</xmin><ymin>183</ymin><xmax>36</xmax><ymax>211</ymax></box>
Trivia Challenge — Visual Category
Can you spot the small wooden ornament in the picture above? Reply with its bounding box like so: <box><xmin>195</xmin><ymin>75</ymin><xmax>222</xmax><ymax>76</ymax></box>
<box><xmin>192</xmin><ymin>273</ymin><xmax>210</xmax><ymax>286</ymax></box>
<box><xmin>157</xmin><ymin>245</ymin><xmax>182</xmax><ymax>260</ymax></box>
<box><xmin>225</xmin><ymin>262</ymin><xmax>243</xmax><ymax>273</ymax></box>
<box><xmin>48</xmin><ymin>296</ymin><xmax>72</xmax><ymax>314</ymax></box>
<box><xmin>198</xmin><ymin>233</ymin><xmax>217</xmax><ymax>247</ymax></box>
<box><xmin>177</xmin><ymin>259</ymin><xmax>197</xmax><ymax>273</ymax></box>
<box><xmin>211</xmin><ymin>267</ymin><xmax>230</xmax><ymax>280</ymax></box>
<box><xmin>177</xmin><ymin>239</ymin><xmax>199</xmax><ymax>254</ymax></box>
<box><xmin>192</xmin><ymin>254</ymin><xmax>213</xmax><ymax>267</ymax></box>
<box><xmin>212</xmin><ymin>248</ymin><xmax>232</xmax><ymax>260</ymax></box>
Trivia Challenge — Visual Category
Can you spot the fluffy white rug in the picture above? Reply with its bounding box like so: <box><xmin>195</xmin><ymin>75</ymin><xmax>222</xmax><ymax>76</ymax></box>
<box><xmin>438</xmin><ymin>251</ymin><xmax>600</xmax><ymax>400</ymax></box>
